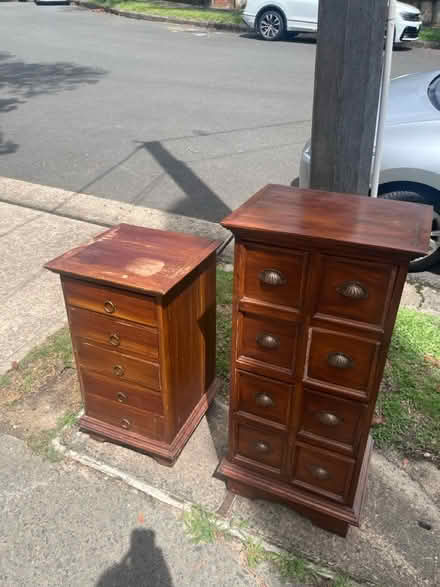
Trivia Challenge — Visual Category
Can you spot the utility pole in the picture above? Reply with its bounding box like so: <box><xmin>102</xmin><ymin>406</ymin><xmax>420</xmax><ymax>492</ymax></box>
<box><xmin>310</xmin><ymin>0</ymin><xmax>388</xmax><ymax>195</ymax></box>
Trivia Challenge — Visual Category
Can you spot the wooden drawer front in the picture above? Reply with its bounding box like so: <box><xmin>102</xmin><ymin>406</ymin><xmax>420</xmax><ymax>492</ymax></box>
<box><xmin>306</xmin><ymin>328</ymin><xmax>379</xmax><ymax>397</ymax></box>
<box><xmin>77</xmin><ymin>340</ymin><xmax>160</xmax><ymax>391</ymax></box>
<box><xmin>242</xmin><ymin>243</ymin><xmax>307</xmax><ymax>311</ymax></box>
<box><xmin>292</xmin><ymin>443</ymin><xmax>355</xmax><ymax>503</ymax></box>
<box><xmin>63</xmin><ymin>278</ymin><xmax>157</xmax><ymax>326</ymax></box>
<box><xmin>315</xmin><ymin>256</ymin><xmax>395</xmax><ymax>327</ymax></box>
<box><xmin>298</xmin><ymin>388</ymin><xmax>366</xmax><ymax>454</ymax></box>
<box><xmin>85</xmin><ymin>393</ymin><xmax>164</xmax><ymax>440</ymax></box>
<box><xmin>69</xmin><ymin>307</ymin><xmax>159</xmax><ymax>360</ymax></box>
<box><xmin>81</xmin><ymin>369</ymin><xmax>163</xmax><ymax>415</ymax></box>
<box><xmin>237</xmin><ymin>313</ymin><xmax>299</xmax><ymax>375</ymax></box>
<box><xmin>234</xmin><ymin>421</ymin><xmax>285</xmax><ymax>474</ymax></box>
<box><xmin>236</xmin><ymin>370</ymin><xmax>291</xmax><ymax>426</ymax></box>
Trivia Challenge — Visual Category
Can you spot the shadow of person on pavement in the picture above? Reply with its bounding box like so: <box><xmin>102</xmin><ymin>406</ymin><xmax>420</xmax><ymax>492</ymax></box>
<box><xmin>96</xmin><ymin>528</ymin><xmax>173</xmax><ymax>587</ymax></box>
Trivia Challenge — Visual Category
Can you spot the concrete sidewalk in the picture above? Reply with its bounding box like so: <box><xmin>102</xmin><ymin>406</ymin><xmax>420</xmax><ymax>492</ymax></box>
<box><xmin>1</xmin><ymin>175</ymin><xmax>440</xmax><ymax>586</ymax></box>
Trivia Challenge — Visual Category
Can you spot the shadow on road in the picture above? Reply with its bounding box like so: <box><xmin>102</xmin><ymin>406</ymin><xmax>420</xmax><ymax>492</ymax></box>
<box><xmin>0</xmin><ymin>50</ymin><xmax>107</xmax><ymax>155</ymax></box>
<box><xmin>95</xmin><ymin>528</ymin><xmax>173</xmax><ymax>587</ymax></box>
<box><xmin>240</xmin><ymin>32</ymin><xmax>317</xmax><ymax>44</ymax></box>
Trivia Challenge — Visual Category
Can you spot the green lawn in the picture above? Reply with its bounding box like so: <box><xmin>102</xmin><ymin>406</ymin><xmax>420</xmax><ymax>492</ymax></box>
<box><xmin>93</xmin><ymin>0</ymin><xmax>243</xmax><ymax>25</ymax></box>
<box><xmin>420</xmin><ymin>27</ymin><xmax>440</xmax><ymax>42</ymax></box>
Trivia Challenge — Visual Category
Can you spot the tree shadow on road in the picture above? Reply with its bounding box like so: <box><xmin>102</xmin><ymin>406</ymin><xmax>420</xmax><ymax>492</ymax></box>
<box><xmin>0</xmin><ymin>50</ymin><xmax>108</xmax><ymax>155</ymax></box>
<box><xmin>95</xmin><ymin>528</ymin><xmax>174</xmax><ymax>587</ymax></box>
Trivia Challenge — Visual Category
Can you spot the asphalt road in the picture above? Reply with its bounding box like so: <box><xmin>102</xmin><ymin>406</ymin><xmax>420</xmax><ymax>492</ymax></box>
<box><xmin>1</xmin><ymin>3</ymin><xmax>440</xmax><ymax>222</ymax></box>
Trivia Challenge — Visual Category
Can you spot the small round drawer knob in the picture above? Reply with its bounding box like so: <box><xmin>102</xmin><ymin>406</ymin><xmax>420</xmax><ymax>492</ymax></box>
<box><xmin>104</xmin><ymin>300</ymin><xmax>116</xmax><ymax>314</ymax></box>
<box><xmin>316</xmin><ymin>411</ymin><xmax>341</xmax><ymax>427</ymax></box>
<box><xmin>337</xmin><ymin>281</ymin><xmax>368</xmax><ymax>300</ymax></box>
<box><xmin>255</xmin><ymin>440</ymin><xmax>271</xmax><ymax>453</ymax></box>
<box><xmin>310</xmin><ymin>465</ymin><xmax>330</xmax><ymax>481</ymax></box>
<box><xmin>113</xmin><ymin>364</ymin><xmax>125</xmax><ymax>377</ymax></box>
<box><xmin>120</xmin><ymin>418</ymin><xmax>131</xmax><ymax>430</ymax></box>
<box><xmin>255</xmin><ymin>392</ymin><xmax>274</xmax><ymax>408</ymax></box>
<box><xmin>109</xmin><ymin>333</ymin><xmax>120</xmax><ymax>347</ymax></box>
<box><xmin>327</xmin><ymin>352</ymin><xmax>353</xmax><ymax>369</ymax></box>
<box><xmin>256</xmin><ymin>333</ymin><xmax>280</xmax><ymax>350</ymax></box>
<box><xmin>117</xmin><ymin>392</ymin><xmax>127</xmax><ymax>403</ymax></box>
<box><xmin>259</xmin><ymin>269</ymin><xmax>286</xmax><ymax>287</ymax></box>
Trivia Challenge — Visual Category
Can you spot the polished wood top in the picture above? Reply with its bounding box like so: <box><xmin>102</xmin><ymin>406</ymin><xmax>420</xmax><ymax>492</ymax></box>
<box><xmin>45</xmin><ymin>224</ymin><xmax>220</xmax><ymax>295</ymax></box>
<box><xmin>221</xmin><ymin>185</ymin><xmax>432</xmax><ymax>257</ymax></box>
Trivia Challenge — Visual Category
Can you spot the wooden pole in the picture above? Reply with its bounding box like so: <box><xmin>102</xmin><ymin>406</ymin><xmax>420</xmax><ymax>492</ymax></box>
<box><xmin>310</xmin><ymin>0</ymin><xmax>388</xmax><ymax>195</ymax></box>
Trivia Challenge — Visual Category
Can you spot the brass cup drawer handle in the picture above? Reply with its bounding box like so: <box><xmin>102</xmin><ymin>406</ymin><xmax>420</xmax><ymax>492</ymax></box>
<box><xmin>316</xmin><ymin>411</ymin><xmax>341</xmax><ymax>427</ymax></box>
<box><xmin>113</xmin><ymin>364</ymin><xmax>125</xmax><ymax>377</ymax></box>
<box><xmin>259</xmin><ymin>269</ymin><xmax>286</xmax><ymax>287</ymax></box>
<box><xmin>255</xmin><ymin>440</ymin><xmax>271</xmax><ymax>454</ymax></box>
<box><xmin>255</xmin><ymin>392</ymin><xmax>275</xmax><ymax>408</ymax></box>
<box><xmin>337</xmin><ymin>281</ymin><xmax>368</xmax><ymax>300</ymax></box>
<box><xmin>309</xmin><ymin>465</ymin><xmax>330</xmax><ymax>481</ymax></box>
<box><xmin>120</xmin><ymin>418</ymin><xmax>131</xmax><ymax>430</ymax></box>
<box><xmin>327</xmin><ymin>352</ymin><xmax>354</xmax><ymax>369</ymax></box>
<box><xmin>104</xmin><ymin>300</ymin><xmax>116</xmax><ymax>314</ymax></box>
<box><xmin>117</xmin><ymin>391</ymin><xmax>128</xmax><ymax>403</ymax></box>
<box><xmin>256</xmin><ymin>333</ymin><xmax>280</xmax><ymax>350</ymax></box>
<box><xmin>109</xmin><ymin>333</ymin><xmax>120</xmax><ymax>347</ymax></box>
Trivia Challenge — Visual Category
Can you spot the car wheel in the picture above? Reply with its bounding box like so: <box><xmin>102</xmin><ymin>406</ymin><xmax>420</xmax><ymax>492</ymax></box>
<box><xmin>258</xmin><ymin>9</ymin><xmax>285</xmax><ymax>41</ymax></box>
<box><xmin>379</xmin><ymin>189</ymin><xmax>440</xmax><ymax>272</ymax></box>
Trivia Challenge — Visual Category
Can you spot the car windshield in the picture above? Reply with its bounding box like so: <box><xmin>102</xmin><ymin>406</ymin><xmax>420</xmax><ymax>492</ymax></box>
<box><xmin>428</xmin><ymin>74</ymin><xmax>440</xmax><ymax>111</ymax></box>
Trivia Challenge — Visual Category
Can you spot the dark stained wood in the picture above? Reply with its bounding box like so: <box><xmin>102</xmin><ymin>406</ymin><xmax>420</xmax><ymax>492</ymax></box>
<box><xmin>297</xmin><ymin>388</ymin><xmax>366</xmax><ymax>456</ymax></box>
<box><xmin>235</xmin><ymin>370</ymin><xmax>292</xmax><ymax>427</ymax></box>
<box><xmin>45</xmin><ymin>223</ymin><xmax>221</xmax><ymax>296</ymax></box>
<box><xmin>291</xmin><ymin>443</ymin><xmax>355</xmax><ymax>504</ymax></box>
<box><xmin>233</xmin><ymin>421</ymin><xmax>285</xmax><ymax>473</ymax></box>
<box><xmin>162</xmin><ymin>254</ymin><xmax>217</xmax><ymax>436</ymax></box>
<box><xmin>305</xmin><ymin>328</ymin><xmax>380</xmax><ymax>397</ymax></box>
<box><xmin>237</xmin><ymin>313</ymin><xmax>300</xmax><ymax>376</ymax></box>
<box><xmin>221</xmin><ymin>185</ymin><xmax>433</xmax><ymax>258</ymax></box>
<box><xmin>85</xmin><ymin>393</ymin><xmax>165</xmax><ymax>440</ymax></box>
<box><xmin>80</xmin><ymin>369</ymin><xmax>164</xmax><ymax>415</ymax></box>
<box><xmin>63</xmin><ymin>277</ymin><xmax>157</xmax><ymax>327</ymax></box>
<box><xmin>219</xmin><ymin>184</ymin><xmax>432</xmax><ymax>535</ymax></box>
<box><xmin>46</xmin><ymin>224</ymin><xmax>219</xmax><ymax>465</ymax></box>
<box><xmin>310</xmin><ymin>0</ymin><xmax>388</xmax><ymax>195</ymax></box>
<box><xmin>313</xmin><ymin>255</ymin><xmax>397</xmax><ymax>327</ymax></box>
<box><xmin>69</xmin><ymin>306</ymin><xmax>159</xmax><ymax>360</ymax></box>
<box><xmin>77</xmin><ymin>340</ymin><xmax>161</xmax><ymax>391</ymax></box>
<box><xmin>242</xmin><ymin>242</ymin><xmax>308</xmax><ymax>311</ymax></box>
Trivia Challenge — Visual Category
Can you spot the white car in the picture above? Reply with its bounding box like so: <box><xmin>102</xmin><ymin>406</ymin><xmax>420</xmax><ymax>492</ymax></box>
<box><xmin>242</xmin><ymin>0</ymin><xmax>422</xmax><ymax>43</ymax></box>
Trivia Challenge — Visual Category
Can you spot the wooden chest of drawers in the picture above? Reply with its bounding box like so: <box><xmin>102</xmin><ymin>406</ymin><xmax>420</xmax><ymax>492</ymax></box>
<box><xmin>218</xmin><ymin>185</ymin><xmax>432</xmax><ymax>536</ymax></box>
<box><xmin>46</xmin><ymin>224</ymin><xmax>219</xmax><ymax>465</ymax></box>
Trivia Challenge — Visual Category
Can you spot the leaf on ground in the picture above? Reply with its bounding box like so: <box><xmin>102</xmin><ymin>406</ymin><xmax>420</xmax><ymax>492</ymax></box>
<box><xmin>424</xmin><ymin>355</ymin><xmax>440</xmax><ymax>368</ymax></box>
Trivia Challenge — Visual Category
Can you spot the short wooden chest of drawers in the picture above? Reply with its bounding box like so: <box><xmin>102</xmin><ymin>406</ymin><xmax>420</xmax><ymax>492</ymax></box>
<box><xmin>218</xmin><ymin>185</ymin><xmax>432</xmax><ymax>536</ymax></box>
<box><xmin>46</xmin><ymin>224</ymin><xmax>220</xmax><ymax>465</ymax></box>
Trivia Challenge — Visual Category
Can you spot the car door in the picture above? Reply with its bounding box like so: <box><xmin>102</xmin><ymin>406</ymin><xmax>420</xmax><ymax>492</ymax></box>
<box><xmin>285</xmin><ymin>0</ymin><xmax>318</xmax><ymax>31</ymax></box>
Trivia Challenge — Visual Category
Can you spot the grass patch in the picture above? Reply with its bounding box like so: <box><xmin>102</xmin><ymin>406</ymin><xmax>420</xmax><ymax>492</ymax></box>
<box><xmin>420</xmin><ymin>27</ymin><xmax>440</xmax><ymax>42</ymax></box>
<box><xmin>374</xmin><ymin>308</ymin><xmax>440</xmax><ymax>461</ymax></box>
<box><xmin>28</xmin><ymin>410</ymin><xmax>79</xmax><ymax>462</ymax></box>
<box><xmin>216</xmin><ymin>268</ymin><xmax>233</xmax><ymax>383</ymax></box>
<box><xmin>183</xmin><ymin>506</ymin><xmax>341</xmax><ymax>584</ymax></box>
<box><xmin>94</xmin><ymin>0</ymin><xmax>243</xmax><ymax>25</ymax></box>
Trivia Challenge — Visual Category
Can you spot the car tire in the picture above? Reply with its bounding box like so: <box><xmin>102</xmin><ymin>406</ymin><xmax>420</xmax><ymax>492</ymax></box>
<box><xmin>379</xmin><ymin>189</ymin><xmax>440</xmax><ymax>272</ymax></box>
<box><xmin>258</xmin><ymin>9</ymin><xmax>285</xmax><ymax>41</ymax></box>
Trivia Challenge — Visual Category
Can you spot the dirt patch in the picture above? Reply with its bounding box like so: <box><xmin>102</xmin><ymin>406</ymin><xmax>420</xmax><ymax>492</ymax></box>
<box><xmin>0</xmin><ymin>328</ymin><xmax>82</xmax><ymax>456</ymax></box>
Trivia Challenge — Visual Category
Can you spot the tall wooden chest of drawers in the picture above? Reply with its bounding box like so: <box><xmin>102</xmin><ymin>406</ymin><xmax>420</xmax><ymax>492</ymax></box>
<box><xmin>218</xmin><ymin>185</ymin><xmax>432</xmax><ymax>536</ymax></box>
<box><xmin>45</xmin><ymin>224</ymin><xmax>220</xmax><ymax>465</ymax></box>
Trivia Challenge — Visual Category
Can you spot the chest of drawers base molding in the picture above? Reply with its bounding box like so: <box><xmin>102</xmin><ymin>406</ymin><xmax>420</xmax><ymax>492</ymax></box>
<box><xmin>46</xmin><ymin>224</ymin><xmax>220</xmax><ymax>466</ymax></box>
<box><xmin>219</xmin><ymin>185</ymin><xmax>432</xmax><ymax>536</ymax></box>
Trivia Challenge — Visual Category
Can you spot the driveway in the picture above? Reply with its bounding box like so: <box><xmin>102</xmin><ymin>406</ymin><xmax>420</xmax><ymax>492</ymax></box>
<box><xmin>1</xmin><ymin>2</ymin><xmax>440</xmax><ymax>222</ymax></box>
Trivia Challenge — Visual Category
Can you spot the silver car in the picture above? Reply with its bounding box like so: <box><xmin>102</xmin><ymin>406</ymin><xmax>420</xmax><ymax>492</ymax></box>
<box><xmin>299</xmin><ymin>70</ymin><xmax>440</xmax><ymax>272</ymax></box>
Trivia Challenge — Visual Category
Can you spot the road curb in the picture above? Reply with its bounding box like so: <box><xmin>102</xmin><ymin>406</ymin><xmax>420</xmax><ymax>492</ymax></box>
<box><xmin>73</xmin><ymin>0</ymin><xmax>247</xmax><ymax>33</ymax></box>
<box><xmin>0</xmin><ymin>176</ymin><xmax>232</xmax><ymax>255</ymax></box>
<box><xmin>412</xmin><ymin>39</ymin><xmax>440</xmax><ymax>49</ymax></box>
